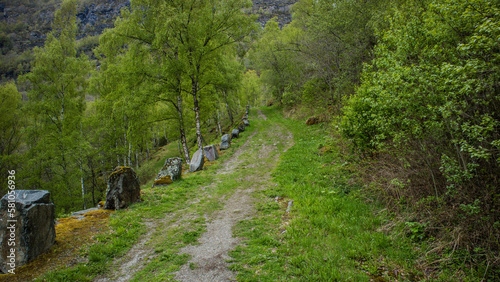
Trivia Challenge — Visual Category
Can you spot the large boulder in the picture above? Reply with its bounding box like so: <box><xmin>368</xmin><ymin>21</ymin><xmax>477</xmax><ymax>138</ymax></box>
<box><xmin>204</xmin><ymin>145</ymin><xmax>219</xmax><ymax>162</ymax></box>
<box><xmin>104</xmin><ymin>166</ymin><xmax>141</xmax><ymax>210</ymax></box>
<box><xmin>153</xmin><ymin>157</ymin><xmax>183</xmax><ymax>188</ymax></box>
<box><xmin>0</xmin><ymin>190</ymin><xmax>55</xmax><ymax>274</ymax></box>
<box><xmin>189</xmin><ymin>149</ymin><xmax>205</xmax><ymax>172</ymax></box>
<box><xmin>220</xmin><ymin>134</ymin><xmax>231</xmax><ymax>150</ymax></box>
<box><xmin>231</xmin><ymin>129</ymin><xmax>240</xmax><ymax>139</ymax></box>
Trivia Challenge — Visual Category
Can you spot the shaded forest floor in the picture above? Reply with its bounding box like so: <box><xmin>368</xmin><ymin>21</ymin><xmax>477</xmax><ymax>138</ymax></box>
<box><xmin>3</xmin><ymin>106</ymin><xmax>475</xmax><ymax>281</ymax></box>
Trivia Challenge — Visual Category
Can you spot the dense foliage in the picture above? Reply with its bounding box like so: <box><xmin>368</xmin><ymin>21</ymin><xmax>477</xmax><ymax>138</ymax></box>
<box><xmin>0</xmin><ymin>0</ymin><xmax>258</xmax><ymax>214</ymax></box>
<box><xmin>247</xmin><ymin>0</ymin><xmax>499</xmax><ymax>277</ymax></box>
<box><xmin>1</xmin><ymin>0</ymin><xmax>499</xmax><ymax>278</ymax></box>
<box><xmin>342</xmin><ymin>0</ymin><xmax>499</xmax><ymax>269</ymax></box>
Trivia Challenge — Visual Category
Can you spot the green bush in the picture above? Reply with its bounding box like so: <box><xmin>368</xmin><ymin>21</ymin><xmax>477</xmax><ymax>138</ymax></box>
<box><xmin>342</xmin><ymin>0</ymin><xmax>500</xmax><ymax>270</ymax></box>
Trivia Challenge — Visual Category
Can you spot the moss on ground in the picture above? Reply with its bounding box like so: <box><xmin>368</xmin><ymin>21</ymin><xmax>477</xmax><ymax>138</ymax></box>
<box><xmin>0</xmin><ymin>209</ymin><xmax>113</xmax><ymax>282</ymax></box>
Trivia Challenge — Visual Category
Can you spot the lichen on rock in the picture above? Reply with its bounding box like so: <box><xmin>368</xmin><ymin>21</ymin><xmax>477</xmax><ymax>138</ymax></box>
<box><xmin>152</xmin><ymin>157</ymin><xmax>182</xmax><ymax>187</ymax></box>
<box><xmin>104</xmin><ymin>166</ymin><xmax>141</xmax><ymax>210</ymax></box>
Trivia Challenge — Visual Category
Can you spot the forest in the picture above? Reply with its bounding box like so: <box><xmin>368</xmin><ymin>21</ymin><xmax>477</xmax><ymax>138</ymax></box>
<box><xmin>1</xmin><ymin>0</ymin><xmax>499</xmax><ymax>279</ymax></box>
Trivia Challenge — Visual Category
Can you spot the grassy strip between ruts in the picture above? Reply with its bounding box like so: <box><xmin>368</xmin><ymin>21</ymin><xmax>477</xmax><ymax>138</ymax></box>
<box><xmin>228</xmin><ymin>106</ymin><xmax>421</xmax><ymax>281</ymax></box>
<box><xmin>33</xmin><ymin>113</ymin><xmax>256</xmax><ymax>281</ymax></box>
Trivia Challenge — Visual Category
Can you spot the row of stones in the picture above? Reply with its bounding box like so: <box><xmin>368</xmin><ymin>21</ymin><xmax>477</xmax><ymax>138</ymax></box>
<box><xmin>0</xmin><ymin>107</ymin><xmax>252</xmax><ymax>273</ymax></box>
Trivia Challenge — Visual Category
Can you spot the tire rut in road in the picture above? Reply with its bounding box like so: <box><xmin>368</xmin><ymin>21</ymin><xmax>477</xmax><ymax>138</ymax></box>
<box><xmin>174</xmin><ymin>110</ymin><xmax>294</xmax><ymax>282</ymax></box>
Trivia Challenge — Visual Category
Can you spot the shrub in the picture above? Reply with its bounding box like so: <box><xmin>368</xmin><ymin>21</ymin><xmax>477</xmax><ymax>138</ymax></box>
<box><xmin>342</xmin><ymin>0</ymin><xmax>500</xmax><ymax>271</ymax></box>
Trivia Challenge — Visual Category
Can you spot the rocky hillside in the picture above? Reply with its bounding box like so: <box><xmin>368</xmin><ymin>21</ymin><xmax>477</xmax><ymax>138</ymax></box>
<box><xmin>252</xmin><ymin>0</ymin><xmax>298</xmax><ymax>28</ymax></box>
<box><xmin>0</xmin><ymin>0</ymin><xmax>129</xmax><ymax>80</ymax></box>
<box><xmin>252</xmin><ymin>0</ymin><xmax>298</xmax><ymax>27</ymax></box>
<box><xmin>0</xmin><ymin>0</ymin><xmax>296</xmax><ymax>81</ymax></box>
<box><xmin>1</xmin><ymin>0</ymin><xmax>128</xmax><ymax>49</ymax></box>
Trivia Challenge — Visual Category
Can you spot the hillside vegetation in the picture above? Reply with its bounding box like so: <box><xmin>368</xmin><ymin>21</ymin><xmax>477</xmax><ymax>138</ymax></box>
<box><xmin>0</xmin><ymin>0</ymin><xmax>499</xmax><ymax>280</ymax></box>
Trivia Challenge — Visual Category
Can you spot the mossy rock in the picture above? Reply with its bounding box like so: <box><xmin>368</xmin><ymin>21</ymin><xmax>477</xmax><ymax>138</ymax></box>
<box><xmin>154</xmin><ymin>176</ymin><xmax>173</xmax><ymax>186</ymax></box>
<box><xmin>238</xmin><ymin>122</ymin><xmax>245</xmax><ymax>132</ymax></box>
<box><xmin>105</xmin><ymin>166</ymin><xmax>141</xmax><ymax>210</ymax></box>
<box><xmin>152</xmin><ymin>157</ymin><xmax>183</xmax><ymax>188</ymax></box>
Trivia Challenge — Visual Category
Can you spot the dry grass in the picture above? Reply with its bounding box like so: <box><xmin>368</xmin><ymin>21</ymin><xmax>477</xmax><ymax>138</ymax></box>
<box><xmin>0</xmin><ymin>209</ymin><xmax>113</xmax><ymax>282</ymax></box>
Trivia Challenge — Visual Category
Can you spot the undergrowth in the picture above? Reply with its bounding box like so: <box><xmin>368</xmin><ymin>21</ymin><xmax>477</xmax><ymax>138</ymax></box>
<box><xmin>229</xmin><ymin>106</ymin><xmax>421</xmax><ymax>281</ymax></box>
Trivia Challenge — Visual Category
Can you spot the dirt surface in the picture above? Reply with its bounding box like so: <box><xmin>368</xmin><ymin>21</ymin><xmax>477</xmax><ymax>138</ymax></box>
<box><xmin>94</xmin><ymin>220</ymin><xmax>157</xmax><ymax>282</ymax></box>
<box><xmin>95</xmin><ymin>109</ymin><xmax>293</xmax><ymax>281</ymax></box>
<box><xmin>175</xmin><ymin>109</ymin><xmax>293</xmax><ymax>281</ymax></box>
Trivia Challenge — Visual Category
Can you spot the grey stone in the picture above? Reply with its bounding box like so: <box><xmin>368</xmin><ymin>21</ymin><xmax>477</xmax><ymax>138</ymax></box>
<box><xmin>104</xmin><ymin>166</ymin><xmax>141</xmax><ymax>210</ymax></box>
<box><xmin>204</xmin><ymin>145</ymin><xmax>219</xmax><ymax>162</ymax></box>
<box><xmin>153</xmin><ymin>157</ymin><xmax>183</xmax><ymax>187</ymax></box>
<box><xmin>0</xmin><ymin>190</ymin><xmax>55</xmax><ymax>273</ymax></box>
<box><xmin>243</xmin><ymin>118</ymin><xmax>250</xmax><ymax>127</ymax></box>
<box><xmin>189</xmin><ymin>149</ymin><xmax>205</xmax><ymax>172</ymax></box>
<box><xmin>220</xmin><ymin>134</ymin><xmax>231</xmax><ymax>150</ymax></box>
<box><xmin>71</xmin><ymin>207</ymin><xmax>98</xmax><ymax>217</ymax></box>
<box><xmin>231</xmin><ymin>129</ymin><xmax>240</xmax><ymax>139</ymax></box>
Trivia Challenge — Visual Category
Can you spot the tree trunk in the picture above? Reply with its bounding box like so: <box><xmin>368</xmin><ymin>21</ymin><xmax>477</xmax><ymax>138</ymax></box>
<box><xmin>128</xmin><ymin>142</ymin><xmax>132</xmax><ymax>167</ymax></box>
<box><xmin>192</xmin><ymin>79</ymin><xmax>204</xmax><ymax>151</ymax></box>
<box><xmin>116</xmin><ymin>140</ymin><xmax>120</xmax><ymax>166</ymax></box>
<box><xmin>81</xmin><ymin>165</ymin><xmax>85</xmax><ymax>210</ymax></box>
<box><xmin>217</xmin><ymin>109</ymin><xmax>222</xmax><ymax>136</ymax></box>
<box><xmin>136</xmin><ymin>150</ymin><xmax>139</xmax><ymax>170</ymax></box>
<box><xmin>177</xmin><ymin>95</ymin><xmax>191</xmax><ymax>164</ymax></box>
<box><xmin>223</xmin><ymin>90</ymin><xmax>233</xmax><ymax>124</ymax></box>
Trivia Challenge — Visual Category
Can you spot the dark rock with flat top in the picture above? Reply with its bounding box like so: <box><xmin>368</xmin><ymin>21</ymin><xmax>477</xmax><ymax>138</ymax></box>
<box><xmin>153</xmin><ymin>157</ymin><xmax>183</xmax><ymax>187</ymax></box>
<box><xmin>204</xmin><ymin>145</ymin><xmax>219</xmax><ymax>162</ymax></box>
<box><xmin>220</xmin><ymin>134</ymin><xmax>231</xmax><ymax>150</ymax></box>
<box><xmin>104</xmin><ymin>166</ymin><xmax>141</xmax><ymax>210</ymax></box>
<box><xmin>0</xmin><ymin>190</ymin><xmax>55</xmax><ymax>273</ymax></box>
<box><xmin>189</xmin><ymin>149</ymin><xmax>205</xmax><ymax>172</ymax></box>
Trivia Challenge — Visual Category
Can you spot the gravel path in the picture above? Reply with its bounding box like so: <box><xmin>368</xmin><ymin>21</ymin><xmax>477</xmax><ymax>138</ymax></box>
<box><xmin>94</xmin><ymin>109</ymin><xmax>293</xmax><ymax>282</ymax></box>
<box><xmin>175</xmin><ymin>109</ymin><xmax>293</xmax><ymax>281</ymax></box>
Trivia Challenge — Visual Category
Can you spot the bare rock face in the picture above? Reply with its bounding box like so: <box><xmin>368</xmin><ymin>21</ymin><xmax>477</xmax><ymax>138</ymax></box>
<box><xmin>189</xmin><ymin>149</ymin><xmax>205</xmax><ymax>172</ymax></box>
<box><xmin>0</xmin><ymin>190</ymin><xmax>55</xmax><ymax>274</ymax></box>
<box><xmin>220</xmin><ymin>134</ymin><xmax>231</xmax><ymax>150</ymax></box>
<box><xmin>204</xmin><ymin>145</ymin><xmax>219</xmax><ymax>162</ymax></box>
<box><xmin>153</xmin><ymin>157</ymin><xmax>183</xmax><ymax>187</ymax></box>
<box><xmin>251</xmin><ymin>0</ymin><xmax>299</xmax><ymax>28</ymax></box>
<box><xmin>104</xmin><ymin>166</ymin><xmax>141</xmax><ymax>210</ymax></box>
<box><xmin>231</xmin><ymin>129</ymin><xmax>240</xmax><ymax>139</ymax></box>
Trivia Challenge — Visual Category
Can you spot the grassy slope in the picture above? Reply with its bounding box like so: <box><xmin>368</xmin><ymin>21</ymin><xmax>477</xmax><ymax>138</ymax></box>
<box><xmin>229</xmin><ymin>106</ymin><xmax>421</xmax><ymax>281</ymax></box>
<box><xmin>29</xmin><ymin>106</ymin><xmax>427</xmax><ymax>281</ymax></box>
<box><xmin>32</xmin><ymin>111</ymin><xmax>254</xmax><ymax>281</ymax></box>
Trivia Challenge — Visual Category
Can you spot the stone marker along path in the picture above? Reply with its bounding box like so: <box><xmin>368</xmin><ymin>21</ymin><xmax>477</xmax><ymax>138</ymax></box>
<box><xmin>95</xmin><ymin>109</ymin><xmax>293</xmax><ymax>281</ymax></box>
<box><xmin>175</xmin><ymin>110</ymin><xmax>293</xmax><ymax>281</ymax></box>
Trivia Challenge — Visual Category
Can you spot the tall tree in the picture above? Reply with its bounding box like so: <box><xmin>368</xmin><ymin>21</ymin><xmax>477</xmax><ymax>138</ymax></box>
<box><xmin>20</xmin><ymin>0</ymin><xmax>91</xmax><ymax>213</ymax></box>
<box><xmin>95</xmin><ymin>0</ymin><xmax>257</xmax><ymax>160</ymax></box>
<box><xmin>0</xmin><ymin>81</ymin><xmax>23</xmax><ymax>196</ymax></box>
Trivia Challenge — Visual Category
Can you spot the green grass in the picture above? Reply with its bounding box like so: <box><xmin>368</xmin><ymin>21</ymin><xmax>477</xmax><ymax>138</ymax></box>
<box><xmin>35</xmin><ymin>106</ymin><xmax>496</xmax><ymax>281</ymax></box>
<box><xmin>35</xmin><ymin>109</ymin><xmax>254</xmax><ymax>281</ymax></box>
<box><xmin>229</xmin><ymin>106</ymin><xmax>420</xmax><ymax>281</ymax></box>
